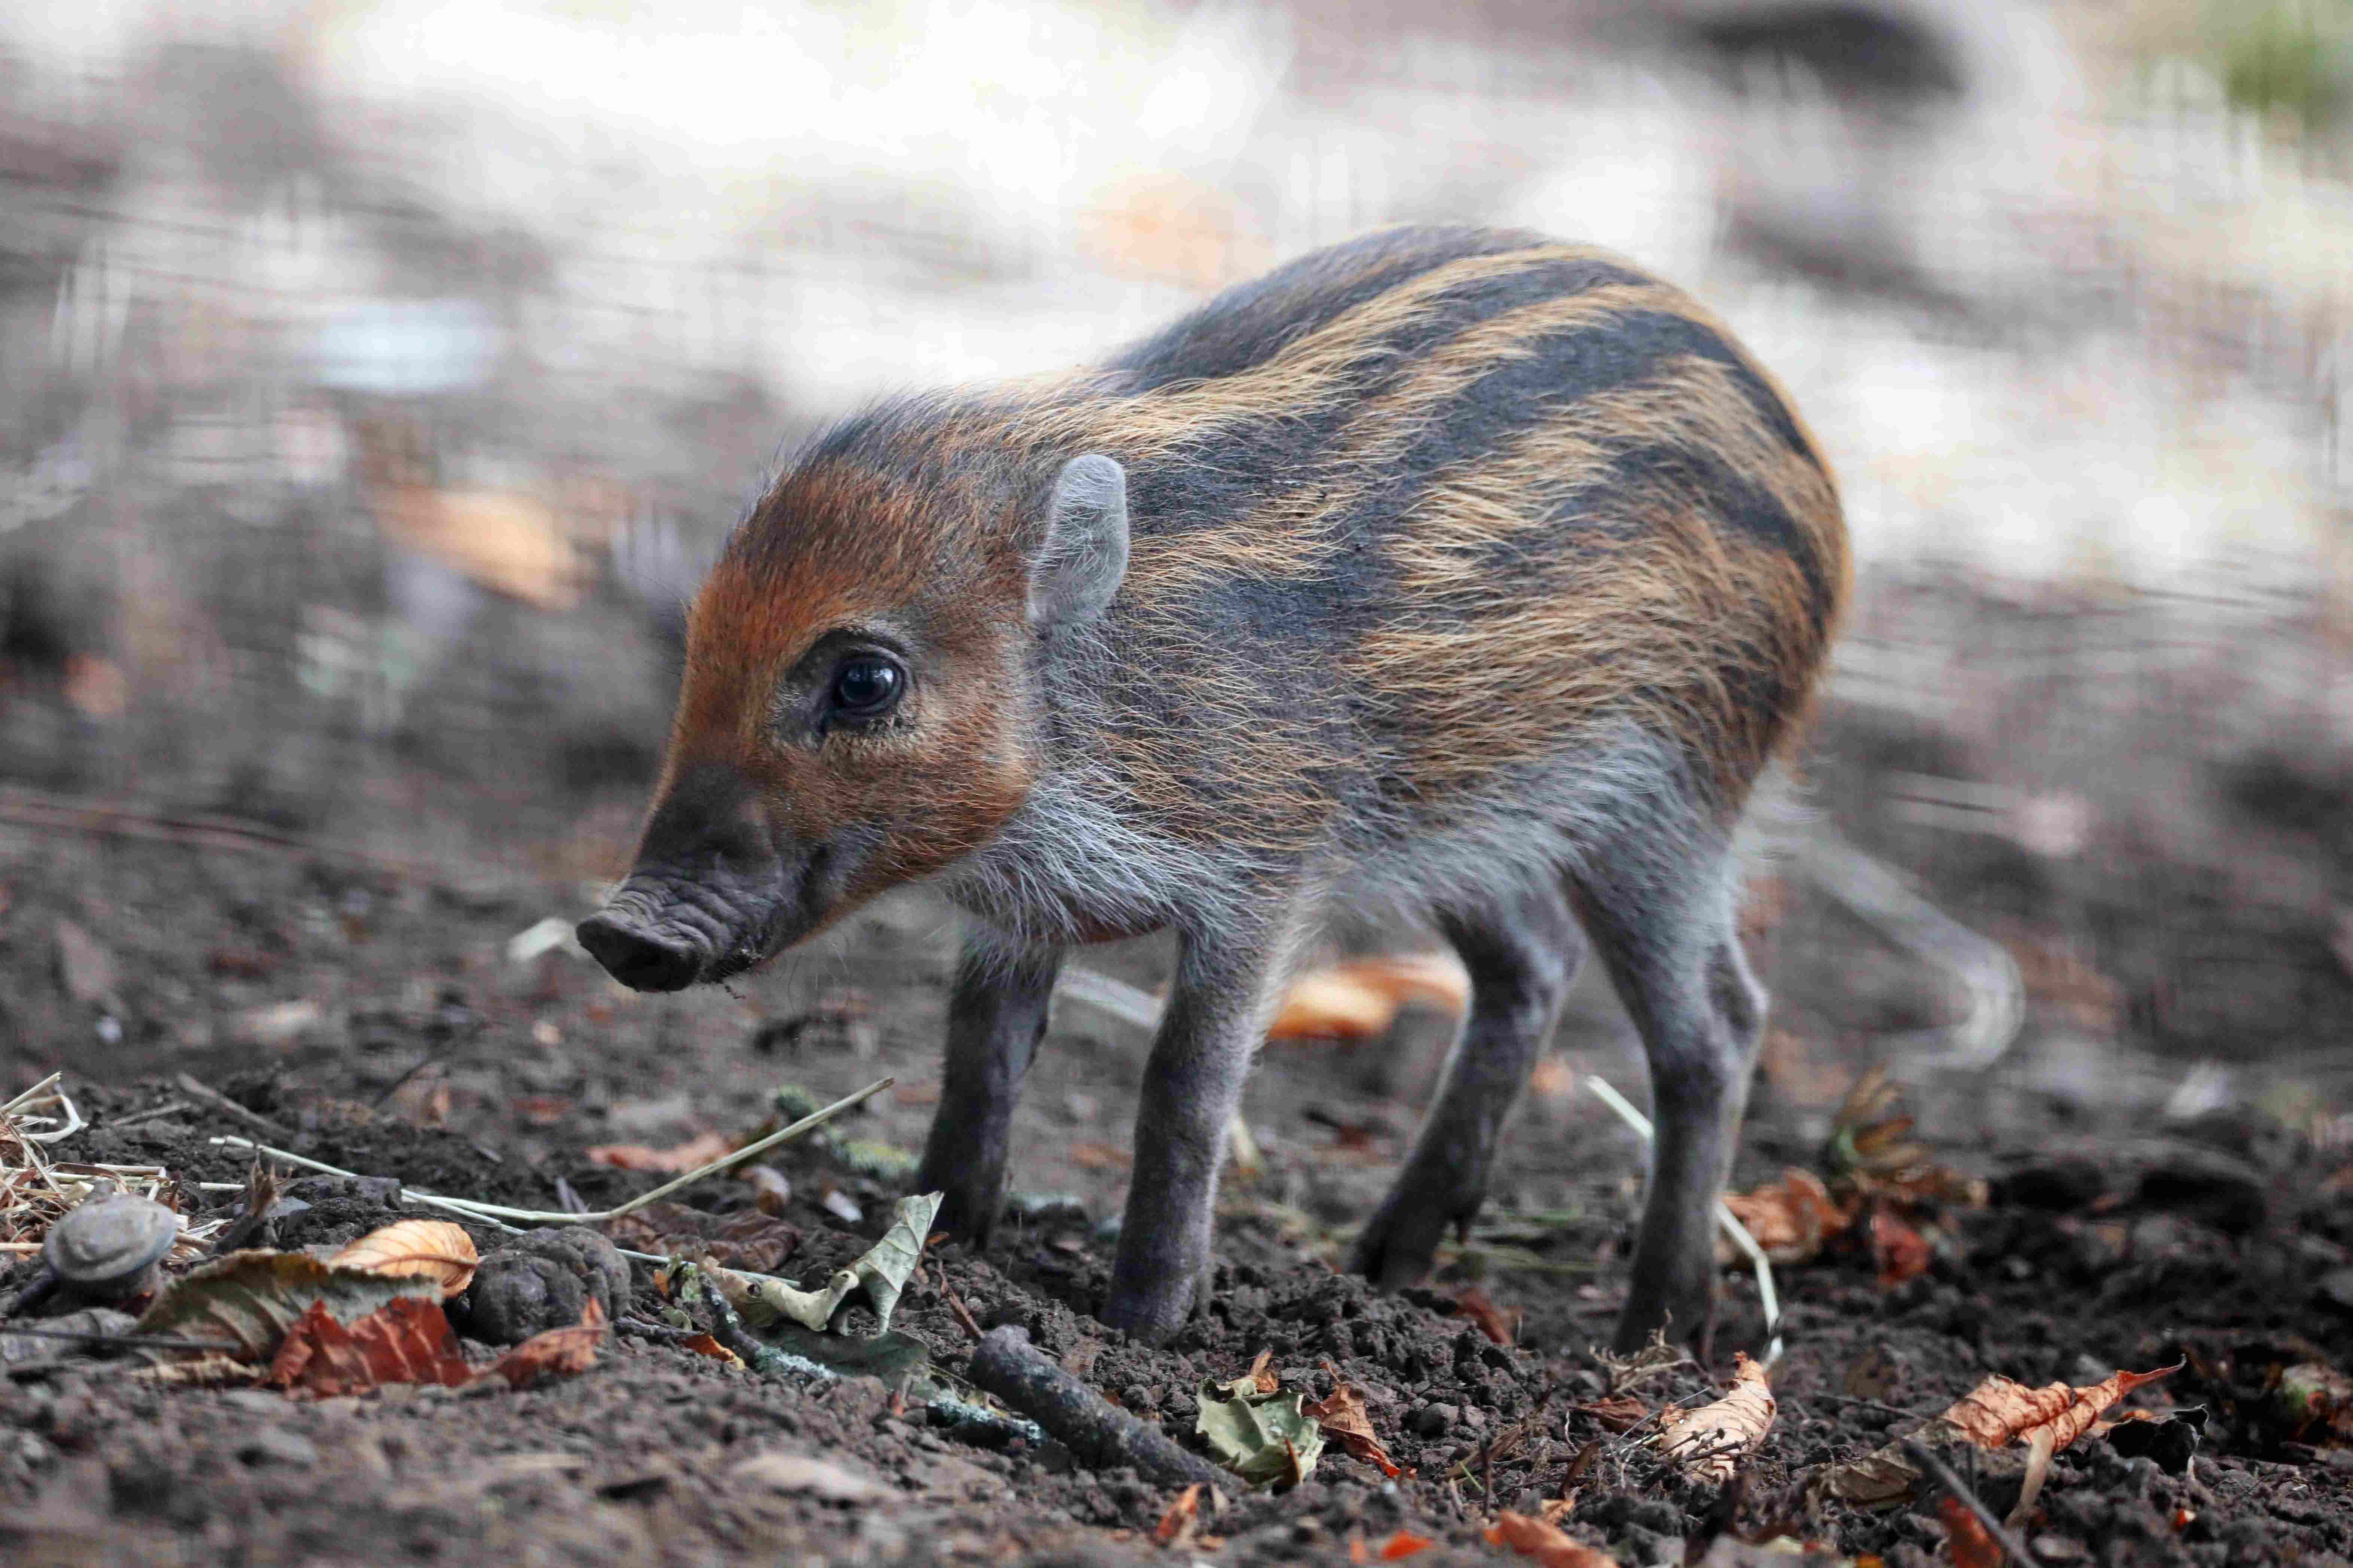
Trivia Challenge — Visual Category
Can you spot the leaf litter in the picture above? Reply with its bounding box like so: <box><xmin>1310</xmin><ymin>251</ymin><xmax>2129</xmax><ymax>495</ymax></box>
<box><xmin>329</xmin><ymin>1218</ymin><xmax>479</xmax><ymax>1298</ymax></box>
<box><xmin>1195</xmin><ymin>1352</ymin><xmax>1328</xmax><ymax>1488</ymax></box>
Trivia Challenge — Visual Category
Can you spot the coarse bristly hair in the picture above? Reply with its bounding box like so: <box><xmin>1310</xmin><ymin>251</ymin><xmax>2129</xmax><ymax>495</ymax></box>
<box><xmin>691</xmin><ymin>224</ymin><xmax>1846</xmax><ymax>953</ymax></box>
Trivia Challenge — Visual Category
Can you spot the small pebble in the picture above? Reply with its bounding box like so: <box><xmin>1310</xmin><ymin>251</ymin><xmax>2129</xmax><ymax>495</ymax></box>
<box><xmin>1408</xmin><ymin>1403</ymin><xmax>1456</xmax><ymax>1438</ymax></box>
<box><xmin>238</xmin><ymin>1428</ymin><xmax>320</xmax><ymax>1468</ymax></box>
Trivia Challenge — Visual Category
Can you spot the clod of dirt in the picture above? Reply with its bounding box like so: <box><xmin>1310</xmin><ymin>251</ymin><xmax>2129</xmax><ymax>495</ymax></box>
<box><xmin>266</xmin><ymin>1176</ymin><xmax>406</xmax><ymax>1252</ymax></box>
<box><xmin>450</xmin><ymin>1227</ymin><xmax>632</xmax><ymax>1345</ymax></box>
<box><xmin>1990</xmin><ymin>1157</ymin><xmax>2106</xmax><ymax>1211</ymax></box>
<box><xmin>2129</xmin><ymin>1151</ymin><xmax>2269</xmax><ymax>1234</ymax></box>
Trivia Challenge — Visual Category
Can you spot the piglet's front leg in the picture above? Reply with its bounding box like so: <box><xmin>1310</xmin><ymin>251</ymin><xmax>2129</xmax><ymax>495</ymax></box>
<box><xmin>1101</xmin><ymin>917</ymin><xmax>1291</xmax><ymax>1344</ymax></box>
<box><xmin>915</xmin><ymin>932</ymin><xmax>1062</xmax><ymax>1249</ymax></box>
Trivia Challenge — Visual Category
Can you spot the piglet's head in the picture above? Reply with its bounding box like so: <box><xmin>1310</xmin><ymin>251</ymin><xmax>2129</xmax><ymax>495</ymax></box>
<box><xmin>577</xmin><ymin>451</ymin><xmax>1128</xmax><ymax>991</ymax></box>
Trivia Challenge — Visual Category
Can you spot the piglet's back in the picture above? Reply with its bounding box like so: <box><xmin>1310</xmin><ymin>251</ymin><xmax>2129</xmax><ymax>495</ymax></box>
<box><xmin>794</xmin><ymin>226</ymin><xmax>1849</xmax><ymax>850</ymax></box>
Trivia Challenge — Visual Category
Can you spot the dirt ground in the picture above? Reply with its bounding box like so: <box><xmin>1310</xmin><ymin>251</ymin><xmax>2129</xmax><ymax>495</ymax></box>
<box><xmin>0</xmin><ymin>818</ymin><xmax>2350</xmax><ymax>1568</ymax></box>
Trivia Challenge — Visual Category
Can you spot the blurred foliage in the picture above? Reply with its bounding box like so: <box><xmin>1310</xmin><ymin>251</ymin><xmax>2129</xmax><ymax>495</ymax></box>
<box><xmin>2207</xmin><ymin>0</ymin><xmax>2353</xmax><ymax>127</ymax></box>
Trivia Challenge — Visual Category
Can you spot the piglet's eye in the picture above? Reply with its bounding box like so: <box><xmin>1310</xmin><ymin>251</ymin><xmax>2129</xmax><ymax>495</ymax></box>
<box><xmin>829</xmin><ymin>657</ymin><xmax>904</xmax><ymax>720</ymax></box>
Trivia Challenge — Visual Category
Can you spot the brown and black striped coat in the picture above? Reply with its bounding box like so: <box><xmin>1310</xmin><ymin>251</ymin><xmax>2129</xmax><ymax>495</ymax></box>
<box><xmin>582</xmin><ymin>226</ymin><xmax>1848</xmax><ymax>1351</ymax></box>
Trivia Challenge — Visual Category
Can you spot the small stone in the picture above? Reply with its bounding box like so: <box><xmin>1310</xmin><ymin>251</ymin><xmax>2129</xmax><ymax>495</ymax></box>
<box><xmin>1408</xmin><ymin>1403</ymin><xmax>1456</xmax><ymax>1438</ymax></box>
<box><xmin>44</xmin><ymin>1192</ymin><xmax>179</xmax><ymax>1301</ymax></box>
<box><xmin>237</xmin><ymin>1428</ymin><xmax>320</xmax><ymax>1468</ymax></box>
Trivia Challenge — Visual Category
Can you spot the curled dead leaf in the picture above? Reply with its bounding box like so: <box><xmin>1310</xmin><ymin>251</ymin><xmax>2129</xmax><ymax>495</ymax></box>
<box><xmin>1720</xmin><ymin>1167</ymin><xmax>1852</xmax><ymax>1265</ymax></box>
<box><xmin>266</xmin><ymin>1295</ymin><xmax>473</xmax><ymax>1397</ymax></box>
<box><xmin>330</xmin><ymin>1219</ymin><xmax>480</xmax><ymax>1300</ymax></box>
<box><xmin>1247</xmin><ymin>1348</ymin><xmax>1277</xmax><ymax>1396</ymax></box>
<box><xmin>137</xmin><ymin>1251</ymin><xmax>444</xmax><ymax>1362</ymax></box>
<box><xmin>1376</xmin><ymin>1530</ymin><xmax>1433</xmax><ymax>1559</ymax></box>
<box><xmin>1303</xmin><ymin>1382</ymin><xmax>1402</xmax><ymax>1477</ymax></box>
<box><xmin>585</xmin><ymin>1131</ymin><xmax>736</xmax><ymax>1173</ymax></box>
<box><xmin>1484</xmin><ymin>1510</ymin><xmax>1620</xmax><ymax>1568</ymax></box>
<box><xmin>1868</xmin><ymin>1205</ymin><xmax>1933</xmax><ymax>1288</ymax></box>
<box><xmin>1267</xmin><ymin>954</ymin><xmax>1469</xmax><ymax>1043</ymax></box>
<box><xmin>1452</xmin><ymin>1286</ymin><xmax>1518</xmax><ymax>1346</ymax></box>
<box><xmin>1652</xmin><ymin>1353</ymin><xmax>1776</xmax><ymax>1484</ymax></box>
<box><xmin>487</xmin><ymin>1297</ymin><xmax>607</xmax><ymax>1388</ymax></box>
<box><xmin>1820</xmin><ymin>1361</ymin><xmax>2183</xmax><ymax>1508</ymax></box>
<box><xmin>1574</xmin><ymin>1394</ymin><xmax>1650</xmax><ymax>1433</ymax></box>
<box><xmin>1937</xmin><ymin>1495</ymin><xmax>2002</xmax><ymax>1568</ymax></box>
<box><xmin>1827</xmin><ymin>1066</ymin><xmax>1931</xmax><ymax>1177</ymax></box>
<box><xmin>1152</xmin><ymin>1482</ymin><xmax>1202</xmax><ymax>1548</ymax></box>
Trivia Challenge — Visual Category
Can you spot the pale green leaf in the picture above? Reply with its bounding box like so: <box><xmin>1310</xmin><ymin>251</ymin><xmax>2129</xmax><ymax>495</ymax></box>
<box><xmin>733</xmin><ymin>1192</ymin><xmax>941</xmax><ymax>1338</ymax></box>
<box><xmin>1195</xmin><ymin>1379</ymin><xmax>1326</xmax><ymax>1487</ymax></box>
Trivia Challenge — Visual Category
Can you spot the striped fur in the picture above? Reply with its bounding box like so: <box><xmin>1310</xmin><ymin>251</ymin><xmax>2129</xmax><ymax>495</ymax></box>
<box><xmin>691</xmin><ymin>227</ymin><xmax>1847</xmax><ymax>943</ymax></box>
<box><xmin>599</xmin><ymin>226</ymin><xmax>1850</xmax><ymax>1350</ymax></box>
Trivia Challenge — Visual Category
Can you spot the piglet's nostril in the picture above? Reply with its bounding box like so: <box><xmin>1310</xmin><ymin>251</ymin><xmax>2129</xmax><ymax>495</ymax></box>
<box><xmin>577</xmin><ymin>913</ymin><xmax>703</xmax><ymax>992</ymax></box>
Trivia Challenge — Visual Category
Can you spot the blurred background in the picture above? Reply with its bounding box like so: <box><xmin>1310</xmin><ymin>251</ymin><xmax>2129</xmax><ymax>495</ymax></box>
<box><xmin>1</xmin><ymin>0</ymin><xmax>2349</xmax><ymax>1127</ymax></box>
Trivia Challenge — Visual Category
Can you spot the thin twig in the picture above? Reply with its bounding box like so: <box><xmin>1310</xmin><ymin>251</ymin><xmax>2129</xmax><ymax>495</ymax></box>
<box><xmin>934</xmin><ymin>1260</ymin><xmax>984</xmax><ymax>1343</ymax></box>
<box><xmin>0</xmin><ymin>1073</ymin><xmax>66</xmax><ymax>1121</ymax></box>
<box><xmin>211</xmin><ymin>1076</ymin><xmax>893</xmax><ymax>1226</ymax></box>
<box><xmin>1900</xmin><ymin>1438</ymin><xmax>2042</xmax><ymax>1568</ymax></box>
<box><xmin>106</xmin><ymin>1101</ymin><xmax>195</xmax><ymax>1132</ymax></box>
<box><xmin>172</xmin><ymin>1074</ymin><xmax>295</xmax><ymax>1141</ymax></box>
<box><xmin>615</xmin><ymin>1316</ymin><xmax>712</xmax><ymax>1345</ymax></box>
<box><xmin>0</xmin><ymin>1324</ymin><xmax>242</xmax><ymax>1353</ymax></box>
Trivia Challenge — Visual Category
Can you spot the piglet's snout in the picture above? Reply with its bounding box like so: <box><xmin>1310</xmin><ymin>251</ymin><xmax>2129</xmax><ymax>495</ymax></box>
<box><xmin>577</xmin><ymin>905</ymin><xmax>703</xmax><ymax>991</ymax></box>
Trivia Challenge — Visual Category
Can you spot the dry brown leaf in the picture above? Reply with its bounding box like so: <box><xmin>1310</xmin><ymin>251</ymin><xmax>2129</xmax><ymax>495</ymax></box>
<box><xmin>678</xmin><ymin>1332</ymin><xmax>741</xmax><ymax>1366</ymax></box>
<box><xmin>487</xmin><ymin>1297</ymin><xmax>607</xmax><ymax>1387</ymax></box>
<box><xmin>1821</xmin><ymin>1362</ymin><xmax>2183</xmax><ymax>1507</ymax></box>
<box><xmin>1721</xmin><ymin>1167</ymin><xmax>1854</xmax><ymax>1264</ymax></box>
<box><xmin>1574</xmin><ymin>1394</ymin><xmax>1651</xmax><ymax>1433</ymax></box>
<box><xmin>1867</xmin><ymin>1206</ymin><xmax>1933</xmax><ymax>1288</ymax></box>
<box><xmin>1652</xmin><ymin>1353</ymin><xmax>1776</xmax><ymax>1483</ymax></box>
<box><xmin>265</xmin><ymin>1296</ymin><xmax>474</xmax><ymax>1397</ymax></box>
<box><xmin>330</xmin><ymin>1220</ymin><xmax>480</xmax><ymax>1300</ymax></box>
<box><xmin>1938</xmin><ymin>1496</ymin><xmax>2002</xmax><ymax>1568</ymax></box>
<box><xmin>1304</xmin><ymin>1382</ymin><xmax>1402</xmax><ymax>1477</ymax></box>
<box><xmin>131</xmin><ymin>1354</ymin><xmax>263</xmax><ymax>1388</ymax></box>
<box><xmin>743</xmin><ymin>1165</ymin><xmax>793</xmax><ymax>1215</ymax></box>
<box><xmin>1377</xmin><ymin>1530</ymin><xmax>1434</xmax><ymax>1559</ymax></box>
<box><xmin>1247</xmin><ymin>1348</ymin><xmax>1277</xmax><ymax>1396</ymax></box>
<box><xmin>601</xmin><ymin>1202</ymin><xmax>802</xmax><ymax>1272</ymax></box>
<box><xmin>1827</xmin><ymin>1066</ymin><xmax>1931</xmax><ymax>1177</ymax></box>
<box><xmin>1152</xmin><ymin>1482</ymin><xmax>1202</xmax><ymax>1548</ymax></box>
<box><xmin>1453</xmin><ymin>1286</ymin><xmax>1518</xmax><ymax>1346</ymax></box>
<box><xmin>1484</xmin><ymin>1510</ymin><xmax>1621</xmax><ymax>1568</ymax></box>
<box><xmin>1267</xmin><ymin>954</ymin><xmax>1469</xmax><ymax>1042</ymax></box>
<box><xmin>585</xmin><ymin>1131</ymin><xmax>736</xmax><ymax>1173</ymax></box>
<box><xmin>1945</xmin><ymin>1363</ymin><xmax>2181</xmax><ymax>1452</ymax></box>
<box><xmin>62</xmin><ymin>653</ymin><xmax>127</xmax><ymax>718</ymax></box>
<box><xmin>368</xmin><ymin>478</ymin><xmax>584</xmax><ymax>611</ymax></box>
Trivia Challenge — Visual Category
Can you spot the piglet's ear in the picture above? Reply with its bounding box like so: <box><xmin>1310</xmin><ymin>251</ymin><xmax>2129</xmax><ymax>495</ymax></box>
<box><xmin>1028</xmin><ymin>453</ymin><xmax>1128</xmax><ymax>630</ymax></box>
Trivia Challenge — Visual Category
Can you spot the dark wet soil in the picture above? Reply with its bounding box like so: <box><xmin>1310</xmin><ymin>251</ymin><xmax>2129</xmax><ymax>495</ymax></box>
<box><xmin>1</xmin><ymin>827</ymin><xmax>2350</xmax><ymax>1568</ymax></box>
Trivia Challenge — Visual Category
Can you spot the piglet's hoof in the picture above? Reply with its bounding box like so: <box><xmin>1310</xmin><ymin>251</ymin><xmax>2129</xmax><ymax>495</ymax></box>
<box><xmin>1098</xmin><ymin>1271</ymin><xmax>1199</xmax><ymax>1347</ymax></box>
